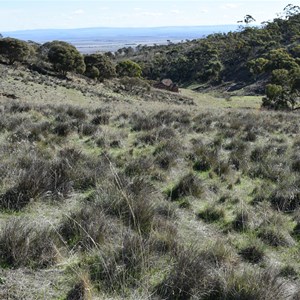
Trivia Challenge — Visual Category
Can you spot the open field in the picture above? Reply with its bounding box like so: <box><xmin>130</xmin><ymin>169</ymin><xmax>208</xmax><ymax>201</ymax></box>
<box><xmin>0</xmin><ymin>64</ymin><xmax>300</xmax><ymax>299</ymax></box>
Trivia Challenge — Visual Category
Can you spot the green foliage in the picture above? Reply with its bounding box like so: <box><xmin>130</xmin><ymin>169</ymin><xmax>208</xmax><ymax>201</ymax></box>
<box><xmin>266</xmin><ymin>48</ymin><xmax>298</xmax><ymax>70</ymax></box>
<box><xmin>84</xmin><ymin>54</ymin><xmax>116</xmax><ymax>81</ymax></box>
<box><xmin>47</xmin><ymin>41</ymin><xmax>86</xmax><ymax>75</ymax></box>
<box><xmin>248</xmin><ymin>58</ymin><xmax>269</xmax><ymax>75</ymax></box>
<box><xmin>0</xmin><ymin>38</ymin><xmax>30</xmax><ymax>64</ymax></box>
<box><xmin>116</xmin><ymin>60</ymin><xmax>142</xmax><ymax>78</ymax></box>
<box><xmin>271</xmin><ymin>68</ymin><xmax>289</xmax><ymax>85</ymax></box>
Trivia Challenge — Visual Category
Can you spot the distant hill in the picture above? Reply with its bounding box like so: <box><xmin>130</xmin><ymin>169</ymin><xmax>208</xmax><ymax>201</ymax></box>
<box><xmin>2</xmin><ymin>25</ymin><xmax>239</xmax><ymax>53</ymax></box>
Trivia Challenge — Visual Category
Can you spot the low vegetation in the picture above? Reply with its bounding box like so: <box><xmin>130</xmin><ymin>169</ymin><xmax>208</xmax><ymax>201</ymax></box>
<box><xmin>0</xmin><ymin>4</ymin><xmax>300</xmax><ymax>299</ymax></box>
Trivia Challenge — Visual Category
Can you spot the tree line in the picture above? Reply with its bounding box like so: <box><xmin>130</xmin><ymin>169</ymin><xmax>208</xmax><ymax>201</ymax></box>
<box><xmin>0</xmin><ymin>38</ymin><xmax>142</xmax><ymax>81</ymax></box>
<box><xmin>0</xmin><ymin>4</ymin><xmax>300</xmax><ymax>110</ymax></box>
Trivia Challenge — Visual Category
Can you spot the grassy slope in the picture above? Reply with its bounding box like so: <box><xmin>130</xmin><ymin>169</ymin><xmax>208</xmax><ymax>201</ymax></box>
<box><xmin>0</xmin><ymin>64</ymin><xmax>299</xmax><ymax>299</ymax></box>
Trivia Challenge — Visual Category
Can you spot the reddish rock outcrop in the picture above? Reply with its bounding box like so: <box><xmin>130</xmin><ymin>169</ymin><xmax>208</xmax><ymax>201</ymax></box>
<box><xmin>153</xmin><ymin>78</ymin><xmax>179</xmax><ymax>93</ymax></box>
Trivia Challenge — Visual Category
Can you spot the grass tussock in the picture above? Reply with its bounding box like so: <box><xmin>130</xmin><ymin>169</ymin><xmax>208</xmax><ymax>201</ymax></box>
<box><xmin>0</xmin><ymin>217</ymin><xmax>58</xmax><ymax>268</ymax></box>
<box><xmin>167</xmin><ymin>173</ymin><xmax>203</xmax><ymax>201</ymax></box>
<box><xmin>1</xmin><ymin>66</ymin><xmax>300</xmax><ymax>299</ymax></box>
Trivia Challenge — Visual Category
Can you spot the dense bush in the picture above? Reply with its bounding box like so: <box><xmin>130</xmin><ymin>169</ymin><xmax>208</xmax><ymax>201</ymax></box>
<box><xmin>0</xmin><ymin>38</ymin><xmax>31</xmax><ymax>64</ymax></box>
<box><xmin>47</xmin><ymin>41</ymin><xmax>86</xmax><ymax>75</ymax></box>
<box><xmin>84</xmin><ymin>53</ymin><xmax>116</xmax><ymax>81</ymax></box>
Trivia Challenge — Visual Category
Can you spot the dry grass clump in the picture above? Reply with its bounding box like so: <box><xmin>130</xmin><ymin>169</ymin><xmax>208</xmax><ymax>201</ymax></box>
<box><xmin>63</xmin><ymin>105</ymin><xmax>87</xmax><ymax>120</ymax></box>
<box><xmin>257</xmin><ymin>225</ymin><xmax>295</xmax><ymax>247</ymax></box>
<box><xmin>124</xmin><ymin>156</ymin><xmax>154</xmax><ymax>177</ymax></box>
<box><xmin>66</xmin><ymin>276</ymin><xmax>92</xmax><ymax>300</ymax></box>
<box><xmin>78</xmin><ymin>123</ymin><xmax>99</xmax><ymax>136</ymax></box>
<box><xmin>59</xmin><ymin>204</ymin><xmax>109</xmax><ymax>251</ymax></box>
<box><xmin>0</xmin><ymin>217</ymin><xmax>58</xmax><ymax>268</ymax></box>
<box><xmin>239</xmin><ymin>245</ymin><xmax>265</xmax><ymax>264</ymax></box>
<box><xmin>91</xmin><ymin>113</ymin><xmax>110</xmax><ymax>125</ymax></box>
<box><xmin>167</xmin><ymin>173</ymin><xmax>203</xmax><ymax>201</ymax></box>
<box><xmin>0</xmin><ymin>147</ymin><xmax>105</xmax><ymax>210</ymax></box>
<box><xmin>91</xmin><ymin>177</ymin><xmax>158</xmax><ymax>235</ymax></box>
<box><xmin>130</xmin><ymin>110</ymin><xmax>191</xmax><ymax>132</ymax></box>
<box><xmin>153</xmin><ymin>139</ymin><xmax>182</xmax><ymax>170</ymax></box>
<box><xmin>8</xmin><ymin>101</ymin><xmax>32</xmax><ymax>114</ymax></box>
<box><xmin>53</xmin><ymin>121</ymin><xmax>72</xmax><ymax>137</ymax></box>
<box><xmin>130</xmin><ymin>112</ymin><xmax>160</xmax><ymax>131</ymax></box>
<box><xmin>231</xmin><ymin>209</ymin><xmax>251</xmax><ymax>231</ymax></box>
<box><xmin>155</xmin><ymin>245</ymin><xmax>217</xmax><ymax>300</ymax></box>
<box><xmin>87</xmin><ymin>232</ymin><xmax>150</xmax><ymax>294</ymax></box>
<box><xmin>269</xmin><ymin>185</ymin><xmax>300</xmax><ymax>212</ymax></box>
<box><xmin>150</xmin><ymin>217</ymin><xmax>178</xmax><ymax>253</ymax></box>
<box><xmin>216</xmin><ymin>267</ymin><xmax>293</xmax><ymax>300</ymax></box>
<box><xmin>197</xmin><ymin>205</ymin><xmax>225</xmax><ymax>223</ymax></box>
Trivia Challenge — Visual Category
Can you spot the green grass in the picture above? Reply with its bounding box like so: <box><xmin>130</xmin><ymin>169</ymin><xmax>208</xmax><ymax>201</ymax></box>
<box><xmin>0</xmin><ymin>64</ymin><xmax>299</xmax><ymax>299</ymax></box>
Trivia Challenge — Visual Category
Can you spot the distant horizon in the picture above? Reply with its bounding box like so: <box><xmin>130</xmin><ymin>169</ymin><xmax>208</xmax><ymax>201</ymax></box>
<box><xmin>1</xmin><ymin>24</ymin><xmax>241</xmax><ymax>54</ymax></box>
<box><xmin>0</xmin><ymin>1</ymin><xmax>292</xmax><ymax>32</ymax></box>
<box><xmin>2</xmin><ymin>24</ymin><xmax>240</xmax><ymax>34</ymax></box>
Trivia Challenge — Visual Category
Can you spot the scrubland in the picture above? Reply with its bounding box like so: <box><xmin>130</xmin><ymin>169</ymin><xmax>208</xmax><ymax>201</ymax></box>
<box><xmin>0</xmin><ymin>64</ymin><xmax>300</xmax><ymax>299</ymax></box>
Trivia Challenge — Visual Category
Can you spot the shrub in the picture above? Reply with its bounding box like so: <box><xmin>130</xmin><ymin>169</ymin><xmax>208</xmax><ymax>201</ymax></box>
<box><xmin>47</xmin><ymin>41</ymin><xmax>86</xmax><ymax>75</ymax></box>
<box><xmin>116</xmin><ymin>60</ymin><xmax>142</xmax><ymax>78</ymax></box>
<box><xmin>0</xmin><ymin>38</ymin><xmax>30</xmax><ymax>64</ymax></box>
<box><xmin>84</xmin><ymin>54</ymin><xmax>116</xmax><ymax>81</ymax></box>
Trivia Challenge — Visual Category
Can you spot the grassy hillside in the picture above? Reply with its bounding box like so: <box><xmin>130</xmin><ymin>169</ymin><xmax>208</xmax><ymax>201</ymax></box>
<box><xmin>0</xmin><ymin>63</ymin><xmax>300</xmax><ymax>299</ymax></box>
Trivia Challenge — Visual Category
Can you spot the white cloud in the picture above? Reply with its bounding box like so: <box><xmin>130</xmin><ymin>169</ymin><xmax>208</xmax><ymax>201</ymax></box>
<box><xmin>200</xmin><ymin>9</ymin><xmax>209</xmax><ymax>13</ymax></box>
<box><xmin>171</xmin><ymin>9</ymin><xmax>181</xmax><ymax>14</ymax></box>
<box><xmin>72</xmin><ymin>9</ymin><xmax>85</xmax><ymax>15</ymax></box>
<box><xmin>140</xmin><ymin>12</ymin><xmax>163</xmax><ymax>17</ymax></box>
<box><xmin>221</xmin><ymin>3</ymin><xmax>239</xmax><ymax>9</ymax></box>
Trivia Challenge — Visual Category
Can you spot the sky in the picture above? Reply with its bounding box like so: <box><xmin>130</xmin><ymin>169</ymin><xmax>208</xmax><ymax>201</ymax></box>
<box><xmin>0</xmin><ymin>0</ymin><xmax>295</xmax><ymax>32</ymax></box>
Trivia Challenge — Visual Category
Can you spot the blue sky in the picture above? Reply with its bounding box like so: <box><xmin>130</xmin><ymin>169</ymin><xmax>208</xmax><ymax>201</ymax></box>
<box><xmin>0</xmin><ymin>1</ymin><xmax>293</xmax><ymax>31</ymax></box>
